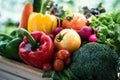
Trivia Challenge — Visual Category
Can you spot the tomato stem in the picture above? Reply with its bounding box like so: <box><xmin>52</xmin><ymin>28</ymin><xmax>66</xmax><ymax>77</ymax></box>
<box><xmin>56</xmin><ymin>33</ymin><xmax>66</xmax><ymax>42</ymax></box>
<box><xmin>66</xmin><ymin>16</ymin><xmax>73</xmax><ymax>21</ymax></box>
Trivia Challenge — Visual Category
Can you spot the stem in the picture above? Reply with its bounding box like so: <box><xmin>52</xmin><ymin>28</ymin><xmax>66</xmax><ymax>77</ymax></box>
<box><xmin>56</xmin><ymin>32</ymin><xmax>66</xmax><ymax>42</ymax></box>
<box><xmin>56</xmin><ymin>34</ymin><xmax>64</xmax><ymax>42</ymax></box>
<box><xmin>67</xmin><ymin>68</ymin><xmax>79</xmax><ymax>80</ymax></box>
<box><xmin>40</xmin><ymin>0</ymin><xmax>50</xmax><ymax>14</ymax></box>
<box><xmin>0</xmin><ymin>33</ymin><xmax>13</xmax><ymax>40</ymax></box>
<box><xmin>33</xmin><ymin>0</ymin><xmax>50</xmax><ymax>14</ymax></box>
<box><xmin>33</xmin><ymin>0</ymin><xmax>42</xmax><ymax>12</ymax></box>
<box><xmin>10</xmin><ymin>29</ymin><xmax>24</xmax><ymax>38</ymax></box>
<box><xmin>40</xmin><ymin>0</ymin><xmax>44</xmax><ymax>13</ymax></box>
<box><xmin>17</xmin><ymin>28</ymin><xmax>37</xmax><ymax>50</ymax></box>
<box><xmin>58</xmin><ymin>19</ymin><xmax>61</xmax><ymax>27</ymax></box>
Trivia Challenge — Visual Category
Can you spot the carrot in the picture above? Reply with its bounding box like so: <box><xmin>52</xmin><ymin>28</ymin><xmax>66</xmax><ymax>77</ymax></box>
<box><xmin>18</xmin><ymin>2</ymin><xmax>33</xmax><ymax>30</ymax></box>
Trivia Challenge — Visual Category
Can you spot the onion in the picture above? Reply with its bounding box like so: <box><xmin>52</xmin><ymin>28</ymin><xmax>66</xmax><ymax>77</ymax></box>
<box><xmin>53</xmin><ymin>27</ymin><xmax>63</xmax><ymax>35</ymax></box>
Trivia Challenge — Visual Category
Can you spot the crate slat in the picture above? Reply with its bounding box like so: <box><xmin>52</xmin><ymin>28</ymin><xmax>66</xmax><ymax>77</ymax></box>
<box><xmin>0</xmin><ymin>56</ymin><xmax>51</xmax><ymax>80</ymax></box>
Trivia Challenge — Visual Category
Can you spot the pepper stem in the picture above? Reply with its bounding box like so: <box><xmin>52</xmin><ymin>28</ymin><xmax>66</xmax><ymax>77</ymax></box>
<box><xmin>17</xmin><ymin>28</ymin><xmax>37</xmax><ymax>50</ymax></box>
<box><xmin>0</xmin><ymin>33</ymin><xmax>13</xmax><ymax>40</ymax></box>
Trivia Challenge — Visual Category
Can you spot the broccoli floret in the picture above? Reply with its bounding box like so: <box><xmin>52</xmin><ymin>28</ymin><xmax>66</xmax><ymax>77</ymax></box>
<box><xmin>70</xmin><ymin>42</ymin><xmax>119</xmax><ymax>80</ymax></box>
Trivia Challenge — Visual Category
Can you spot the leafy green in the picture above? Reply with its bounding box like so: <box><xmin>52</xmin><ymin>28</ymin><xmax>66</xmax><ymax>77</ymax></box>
<box><xmin>42</xmin><ymin>68</ymin><xmax>79</xmax><ymax>80</ymax></box>
<box><xmin>89</xmin><ymin>9</ymin><xmax>120</xmax><ymax>56</ymax></box>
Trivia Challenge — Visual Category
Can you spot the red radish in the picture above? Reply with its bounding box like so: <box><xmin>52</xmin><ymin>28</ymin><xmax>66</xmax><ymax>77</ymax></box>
<box><xmin>94</xmin><ymin>28</ymin><xmax>98</xmax><ymax>34</ymax></box>
<box><xmin>88</xmin><ymin>34</ymin><xmax>98</xmax><ymax>42</ymax></box>
<box><xmin>77</xmin><ymin>26</ymin><xmax>92</xmax><ymax>38</ymax></box>
<box><xmin>53</xmin><ymin>27</ymin><xmax>63</xmax><ymax>35</ymax></box>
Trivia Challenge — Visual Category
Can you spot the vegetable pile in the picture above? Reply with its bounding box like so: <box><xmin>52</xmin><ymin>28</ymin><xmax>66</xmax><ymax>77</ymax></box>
<box><xmin>0</xmin><ymin>0</ymin><xmax>120</xmax><ymax>80</ymax></box>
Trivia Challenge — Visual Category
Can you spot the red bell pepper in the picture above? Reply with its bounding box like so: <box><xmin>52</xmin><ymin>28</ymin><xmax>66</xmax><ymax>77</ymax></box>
<box><xmin>17</xmin><ymin>28</ymin><xmax>54</xmax><ymax>68</ymax></box>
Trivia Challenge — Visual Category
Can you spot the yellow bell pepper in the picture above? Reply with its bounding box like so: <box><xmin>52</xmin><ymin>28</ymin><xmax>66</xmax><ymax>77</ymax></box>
<box><xmin>28</xmin><ymin>12</ymin><xmax>57</xmax><ymax>34</ymax></box>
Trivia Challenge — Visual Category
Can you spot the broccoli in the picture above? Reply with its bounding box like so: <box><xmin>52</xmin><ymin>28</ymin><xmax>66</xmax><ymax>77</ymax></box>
<box><xmin>70</xmin><ymin>42</ymin><xmax>119</xmax><ymax>80</ymax></box>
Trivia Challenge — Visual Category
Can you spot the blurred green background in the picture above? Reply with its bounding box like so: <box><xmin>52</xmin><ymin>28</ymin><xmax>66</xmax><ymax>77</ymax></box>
<box><xmin>0</xmin><ymin>0</ymin><xmax>120</xmax><ymax>33</ymax></box>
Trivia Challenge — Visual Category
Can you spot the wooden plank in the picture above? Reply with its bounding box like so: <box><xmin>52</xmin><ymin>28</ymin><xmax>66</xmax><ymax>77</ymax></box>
<box><xmin>0</xmin><ymin>69</ymin><xmax>26</xmax><ymax>80</ymax></box>
<box><xmin>0</xmin><ymin>56</ymin><xmax>51</xmax><ymax>80</ymax></box>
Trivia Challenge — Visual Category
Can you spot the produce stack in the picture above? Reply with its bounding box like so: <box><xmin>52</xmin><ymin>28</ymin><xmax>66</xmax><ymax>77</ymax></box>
<box><xmin>0</xmin><ymin>0</ymin><xmax>120</xmax><ymax>80</ymax></box>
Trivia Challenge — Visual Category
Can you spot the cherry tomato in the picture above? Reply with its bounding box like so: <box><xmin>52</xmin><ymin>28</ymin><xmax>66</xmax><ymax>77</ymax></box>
<box><xmin>65</xmin><ymin>57</ymin><xmax>72</xmax><ymax>66</ymax></box>
<box><xmin>42</xmin><ymin>63</ymin><xmax>52</xmax><ymax>72</ymax></box>
<box><xmin>53</xmin><ymin>59</ymin><xmax>64</xmax><ymax>72</ymax></box>
<box><xmin>56</xmin><ymin>49</ymin><xmax>71</xmax><ymax>61</ymax></box>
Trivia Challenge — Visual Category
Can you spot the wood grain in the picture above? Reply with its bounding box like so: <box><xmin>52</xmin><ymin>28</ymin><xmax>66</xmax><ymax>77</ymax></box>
<box><xmin>0</xmin><ymin>56</ymin><xmax>51</xmax><ymax>80</ymax></box>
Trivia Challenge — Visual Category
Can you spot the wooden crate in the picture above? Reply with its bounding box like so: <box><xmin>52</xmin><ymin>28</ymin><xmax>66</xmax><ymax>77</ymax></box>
<box><xmin>0</xmin><ymin>56</ymin><xmax>51</xmax><ymax>80</ymax></box>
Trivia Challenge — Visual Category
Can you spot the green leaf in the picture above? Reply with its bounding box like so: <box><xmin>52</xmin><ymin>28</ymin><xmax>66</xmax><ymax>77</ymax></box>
<box><xmin>42</xmin><ymin>70</ymin><xmax>55</xmax><ymax>78</ymax></box>
<box><xmin>116</xmin><ymin>16</ymin><xmax>120</xmax><ymax>24</ymax></box>
<box><xmin>116</xmin><ymin>26</ymin><xmax>120</xmax><ymax>42</ymax></box>
<box><xmin>52</xmin><ymin>72</ymin><xmax>60</xmax><ymax>80</ymax></box>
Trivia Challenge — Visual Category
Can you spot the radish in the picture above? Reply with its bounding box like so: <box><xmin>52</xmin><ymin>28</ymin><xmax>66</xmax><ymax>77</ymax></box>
<box><xmin>94</xmin><ymin>28</ymin><xmax>98</xmax><ymax>34</ymax></box>
<box><xmin>77</xmin><ymin>26</ymin><xmax>92</xmax><ymax>38</ymax></box>
<box><xmin>88</xmin><ymin>34</ymin><xmax>98</xmax><ymax>42</ymax></box>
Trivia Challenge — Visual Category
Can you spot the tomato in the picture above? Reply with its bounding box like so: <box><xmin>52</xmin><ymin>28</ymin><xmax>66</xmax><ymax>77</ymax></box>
<box><xmin>65</xmin><ymin>57</ymin><xmax>72</xmax><ymax>66</ymax></box>
<box><xmin>56</xmin><ymin>49</ymin><xmax>71</xmax><ymax>61</ymax></box>
<box><xmin>54</xmin><ymin>29</ymin><xmax>81</xmax><ymax>52</ymax></box>
<box><xmin>62</xmin><ymin>13</ymin><xmax>87</xmax><ymax>30</ymax></box>
<box><xmin>42</xmin><ymin>63</ymin><xmax>52</xmax><ymax>72</ymax></box>
<box><xmin>53</xmin><ymin>59</ymin><xmax>64</xmax><ymax>72</ymax></box>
